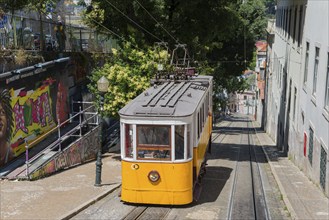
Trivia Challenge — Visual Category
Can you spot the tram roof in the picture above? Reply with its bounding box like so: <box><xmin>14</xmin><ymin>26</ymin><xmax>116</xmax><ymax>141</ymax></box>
<box><xmin>119</xmin><ymin>75</ymin><xmax>212</xmax><ymax>118</ymax></box>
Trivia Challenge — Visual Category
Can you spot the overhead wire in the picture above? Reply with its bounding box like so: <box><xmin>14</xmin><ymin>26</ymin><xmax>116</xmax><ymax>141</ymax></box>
<box><xmin>92</xmin><ymin>2</ymin><xmax>251</xmax><ymax>66</ymax></box>
<box><xmin>104</xmin><ymin>0</ymin><xmax>164</xmax><ymax>43</ymax></box>
<box><xmin>134</xmin><ymin>0</ymin><xmax>180</xmax><ymax>44</ymax></box>
<box><xmin>89</xmin><ymin>17</ymin><xmax>147</xmax><ymax>53</ymax></box>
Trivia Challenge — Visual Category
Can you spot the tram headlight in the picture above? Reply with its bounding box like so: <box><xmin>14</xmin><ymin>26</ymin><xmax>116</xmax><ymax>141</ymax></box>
<box><xmin>148</xmin><ymin>170</ymin><xmax>160</xmax><ymax>182</ymax></box>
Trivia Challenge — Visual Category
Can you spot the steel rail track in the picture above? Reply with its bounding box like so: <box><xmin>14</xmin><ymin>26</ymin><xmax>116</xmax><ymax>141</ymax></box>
<box><xmin>227</xmin><ymin>117</ymin><xmax>270</xmax><ymax>220</ymax></box>
<box><xmin>249</xmin><ymin>121</ymin><xmax>271</xmax><ymax>220</ymax></box>
<box><xmin>227</xmin><ymin>118</ymin><xmax>249</xmax><ymax>220</ymax></box>
<box><xmin>121</xmin><ymin>206</ymin><xmax>171</xmax><ymax>220</ymax></box>
<box><xmin>211</xmin><ymin>120</ymin><xmax>234</xmax><ymax>143</ymax></box>
<box><xmin>247</xmin><ymin>120</ymin><xmax>270</xmax><ymax>220</ymax></box>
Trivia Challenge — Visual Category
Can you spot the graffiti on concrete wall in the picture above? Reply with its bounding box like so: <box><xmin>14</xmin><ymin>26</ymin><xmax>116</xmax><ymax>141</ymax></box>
<box><xmin>55</xmin><ymin>126</ymin><xmax>100</xmax><ymax>170</ymax></box>
<box><xmin>81</xmin><ymin>127</ymin><xmax>100</xmax><ymax>161</ymax></box>
<box><xmin>0</xmin><ymin>89</ymin><xmax>14</xmax><ymax>166</ymax></box>
<box><xmin>56</xmin><ymin>81</ymin><xmax>69</xmax><ymax>123</ymax></box>
<box><xmin>55</xmin><ymin>141</ymin><xmax>83</xmax><ymax>170</ymax></box>
<box><xmin>10</xmin><ymin>78</ymin><xmax>56</xmax><ymax>156</ymax></box>
<box><xmin>30</xmin><ymin>127</ymin><xmax>100</xmax><ymax>179</ymax></box>
<box><xmin>30</xmin><ymin>160</ymin><xmax>56</xmax><ymax>180</ymax></box>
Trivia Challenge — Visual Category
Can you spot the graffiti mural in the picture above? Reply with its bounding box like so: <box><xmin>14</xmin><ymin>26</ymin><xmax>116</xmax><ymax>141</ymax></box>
<box><xmin>30</xmin><ymin>160</ymin><xmax>56</xmax><ymax>180</ymax></box>
<box><xmin>81</xmin><ymin>127</ymin><xmax>100</xmax><ymax>161</ymax></box>
<box><xmin>9</xmin><ymin>78</ymin><xmax>56</xmax><ymax>156</ymax></box>
<box><xmin>54</xmin><ymin>126</ymin><xmax>100</xmax><ymax>170</ymax></box>
<box><xmin>56</xmin><ymin>81</ymin><xmax>69</xmax><ymax>123</ymax></box>
<box><xmin>0</xmin><ymin>89</ymin><xmax>14</xmax><ymax>166</ymax></box>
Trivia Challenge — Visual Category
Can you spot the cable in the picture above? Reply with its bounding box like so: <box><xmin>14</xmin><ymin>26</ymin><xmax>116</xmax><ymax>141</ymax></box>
<box><xmin>134</xmin><ymin>0</ymin><xmax>180</xmax><ymax>44</ymax></box>
<box><xmin>89</xmin><ymin>17</ymin><xmax>146</xmax><ymax>53</ymax></box>
<box><xmin>104</xmin><ymin>0</ymin><xmax>164</xmax><ymax>42</ymax></box>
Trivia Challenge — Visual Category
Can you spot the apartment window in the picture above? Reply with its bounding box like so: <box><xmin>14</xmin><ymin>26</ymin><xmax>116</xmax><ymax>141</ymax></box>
<box><xmin>286</xmin><ymin>9</ymin><xmax>290</xmax><ymax>37</ymax></box>
<box><xmin>303</xmin><ymin>42</ymin><xmax>309</xmax><ymax>85</ymax></box>
<box><xmin>285</xmin><ymin>9</ymin><xmax>288</xmax><ymax>36</ymax></box>
<box><xmin>276</xmin><ymin>9</ymin><xmax>279</xmax><ymax>29</ymax></box>
<box><xmin>293</xmin><ymin>7</ymin><xmax>297</xmax><ymax>43</ymax></box>
<box><xmin>280</xmin><ymin>65</ymin><xmax>283</xmax><ymax>88</ymax></box>
<box><xmin>297</xmin><ymin>6</ymin><xmax>303</xmax><ymax>47</ymax></box>
<box><xmin>325</xmin><ymin>52</ymin><xmax>329</xmax><ymax>110</ymax></box>
<box><xmin>308</xmin><ymin>127</ymin><xmax>314</xmax><ymax>165</ymax></box>
<box><xmin>312</xmin><ymin>47</ymin><xmax>320</xmax><ymax>96</ymax></box>
<box><xmin>320</xmin><ymin>146</ymin><xmax>327</xmax><ymax>191</ymax></box>
<box><xmin>293</xmin><ymin>87</ymin><xmax>297</xmax><ymax>120</ymax></box>
<box><xmin>288</xmin><ymin>9</ymin><xmax>292</xmax><ymax>39</ymax></box>
<box><xmin>280</xmin><ymin>9</ymin><xmax>283</xmax><ymax>33</ymax></box>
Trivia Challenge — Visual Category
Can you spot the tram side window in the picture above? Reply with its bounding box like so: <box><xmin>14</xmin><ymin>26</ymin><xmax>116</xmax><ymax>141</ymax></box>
<box><xmin>175</xmin><ymin>125</ymin><xmax>185</xmax><ymax>160</ymax></box>
<box><xmin>197</xmin><ymin>112</ymin><xmax>200</xmax><ymax>138</ymax></box>
<box><xmin>187</xmin><ymin>124</ymin><xmax>191</xmax><ymax>159</ymax></box>
<box><xmin>137</xmin><ymin>125</ymin><xmax>171</xmax><ymax>160</ymax></box>
<box><xmin>125</xmin><ymin>124</ymin><xmax>133</xmax><ymax>158</ymax></box>
<box><xmin>200</xmin><ymin>105</ymin><xmax>204</xmax><ymax>127</ymax></box>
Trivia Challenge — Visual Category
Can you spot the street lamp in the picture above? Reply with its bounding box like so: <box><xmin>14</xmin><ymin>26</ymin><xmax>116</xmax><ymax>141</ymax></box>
<box><xmin>95</xmin><ymin>76</ymin><xmax>109</xmax><ymax>187</ymax></box>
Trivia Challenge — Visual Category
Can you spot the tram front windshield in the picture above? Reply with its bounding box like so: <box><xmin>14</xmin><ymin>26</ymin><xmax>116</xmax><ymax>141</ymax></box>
<box><xmin>137</xmin><ymin>125</ymin><xmax>171</xmax><ymax>160</ymax></box>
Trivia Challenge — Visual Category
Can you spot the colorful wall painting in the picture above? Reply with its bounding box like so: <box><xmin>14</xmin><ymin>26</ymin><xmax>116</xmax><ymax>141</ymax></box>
<box><xmin>56</xmin><ymin>80</ymin><xmax>69</xmax><ymax>123</ymax></box>
<box><xmin>0</xmin><ymin>89</ymin><xmax>14</xmax><ymax>166</ymax></box>
<box><xmin>1</xmin><ymin>75</ymin><xmax>70</xmax><ymax>167</ymax></box>
<box><xmin>9</xmin><ymin>78</ymin><xmax>56</xmax><ymax>157</ymax></box>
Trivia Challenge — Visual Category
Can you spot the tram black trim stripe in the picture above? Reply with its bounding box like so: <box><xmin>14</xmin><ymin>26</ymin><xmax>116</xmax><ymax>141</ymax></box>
<box><xmin>142</xmin><ymin>82</ymin><xmax>172</xmax><ymax>107</ymax></box>
<box><xmin>159</xmin><ymin>82</ymin><xmax>185</xmax><ymax>107</ymax></box>
<box><xmin>149</xmin><ymin>82</ymin><xmax>175</xmax><ymax>107</ymax></box>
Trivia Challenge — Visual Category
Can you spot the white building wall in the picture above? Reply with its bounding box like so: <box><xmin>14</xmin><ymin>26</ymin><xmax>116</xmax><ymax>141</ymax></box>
<box><xmin>298</xmin><ymin>1</ymin><xmax>329</xmax><ymax>194</ymax></box>
<box><xmin>268</xmin><ymin>0</ymin><xmax>329</xmax><ymax>196</ymax></box>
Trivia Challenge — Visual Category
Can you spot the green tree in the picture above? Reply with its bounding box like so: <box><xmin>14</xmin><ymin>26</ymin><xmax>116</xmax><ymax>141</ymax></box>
<box><xmin>27</xmin><ymin>0</ymin><xmax>58</xmax><ymax>51</ymax></box>
<box><xmin>88</xmin><ymin>41</ymin><xmax>168</xmax><ymax>118</ymax></box>
<box><xmin>0</xmin><ymin>0</ymin><xmax>28</xmax><ymax>48</ymax></box>
<box><xmin>83</xmin><ymin>0</ymin><xmax>268</xmax><ymax>110</ymax></box>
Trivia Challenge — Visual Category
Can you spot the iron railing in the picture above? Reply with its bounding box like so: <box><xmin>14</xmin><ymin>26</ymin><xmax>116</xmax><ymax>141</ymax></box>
<box><xmin>0</xmin><ymin>13</ymin><xmax>118</xmax><ymax>53</ymax></box>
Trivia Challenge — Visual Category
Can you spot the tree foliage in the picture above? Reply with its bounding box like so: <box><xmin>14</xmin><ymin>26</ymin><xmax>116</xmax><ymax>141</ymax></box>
<box><xmin>0</xmin><ymin>0</ymin><xmax>28</xmax><ymax>13</ymax></box>
<box><xmin>88</xmin><ymin>41</ymin><xmax>169</xmax><ymax>118</ymax></box>
<box><xmin>82</xmin><ymin>0</ymin><xmax>268</xmax><ymax>113</ymax></box>
<box><xmin>83</xmin><ymin>1</ymin><xmax>267</xmax><ymax>75</ymax></box>
<box><xmin>26</xmin><ymin>0</ymin><xmax>59</xmax><ymax>51</ymax></box>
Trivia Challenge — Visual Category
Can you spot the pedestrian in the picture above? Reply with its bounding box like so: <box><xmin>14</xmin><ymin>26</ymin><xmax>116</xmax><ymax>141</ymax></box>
<box><xmin>0</xmin><ymin>89</ymin><xmax>13</xmax><ymax>166</ymax></box>
<box><xmin>55</xmin><ymin>15</ymin><xmax>66</xmax><ymax>52</ymax></box>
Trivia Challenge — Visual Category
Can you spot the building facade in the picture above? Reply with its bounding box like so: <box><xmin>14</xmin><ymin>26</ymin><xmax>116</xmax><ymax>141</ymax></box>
<box><xmin>266</xmin><ymin>0</ymin><xmax>329</xmax><ymax>196</ymax></box>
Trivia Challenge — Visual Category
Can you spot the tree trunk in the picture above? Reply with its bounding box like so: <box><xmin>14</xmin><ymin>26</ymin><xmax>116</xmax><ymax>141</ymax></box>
<box><xmin>39</xmin><ymin>11</ymin><xmax>45</xmax><ymax>51</ymax></box>
<box><xmin>10</xmin><ymin>9</ymin><xmax>17</xmax><ymax>49</ymax></box>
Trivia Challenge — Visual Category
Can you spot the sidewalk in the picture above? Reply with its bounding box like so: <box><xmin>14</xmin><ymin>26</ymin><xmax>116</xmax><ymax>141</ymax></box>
<box><xmin>255</xmin><ymin>128</ymin><xmax>329</xmax><ymax>220</ymax></box>
<box><xmin>0</xmin><ymin>148</ymin><xmax>122</xmax><ymax>220</ymax></box>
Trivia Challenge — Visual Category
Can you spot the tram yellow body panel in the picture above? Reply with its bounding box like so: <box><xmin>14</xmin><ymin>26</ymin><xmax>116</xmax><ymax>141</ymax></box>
<box><xmin>121</xmin><ymin>160</ymin><xmax>193</xmax><ymax>205</ymax></box>
<box><xmin>194</xmin><ymin>116</ymin><xmax>212</xmax><ymax>177</ymax></box>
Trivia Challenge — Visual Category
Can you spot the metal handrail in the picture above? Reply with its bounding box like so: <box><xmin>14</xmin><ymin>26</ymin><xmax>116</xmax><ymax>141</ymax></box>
<box><xmin>27</xmin><ymin>104</ymin><xmax>95</xmax><ymax>147</ymax></box>
<box><xmin>24</xmin><ymin>105</ymin><xmax>99</xmax><ymax>175</ymax></box>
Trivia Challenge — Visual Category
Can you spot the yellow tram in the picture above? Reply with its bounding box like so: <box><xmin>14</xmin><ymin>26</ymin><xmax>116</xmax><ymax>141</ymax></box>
<box><xmin>119</xmin><ymin>74</ymin><xmax>213</xmax><ymax>205</ymax></box>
